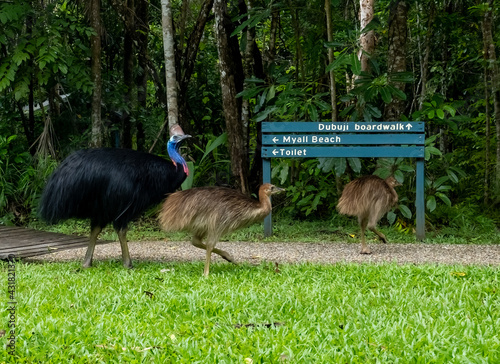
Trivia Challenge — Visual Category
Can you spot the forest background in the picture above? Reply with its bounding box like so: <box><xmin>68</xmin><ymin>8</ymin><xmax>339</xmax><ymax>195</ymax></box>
<box><xmin>0</xmin><ymin>0</ymin><xmax>499</xmax><ymax>237</ymax></box>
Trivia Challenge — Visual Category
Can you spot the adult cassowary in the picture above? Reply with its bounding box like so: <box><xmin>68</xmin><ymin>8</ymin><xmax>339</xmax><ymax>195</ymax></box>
<box><xmin>38</xmin><ymin>125</ymin><xmax>190</xmax><ymax>268</ymax></box>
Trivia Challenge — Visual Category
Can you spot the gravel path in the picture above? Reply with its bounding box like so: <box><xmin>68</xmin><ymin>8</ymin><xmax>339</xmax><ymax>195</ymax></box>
<box><xmin>26</xmin><ymin>240</ymin><xmax>500</xmax><ymax>266</ymax></box>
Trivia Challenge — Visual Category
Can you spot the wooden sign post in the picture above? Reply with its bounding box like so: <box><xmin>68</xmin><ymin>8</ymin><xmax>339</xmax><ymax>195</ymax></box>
<box><xmin>261</xmin><ymin>121</ymin><xmax>425</xmax><ymax>240</ymax></box>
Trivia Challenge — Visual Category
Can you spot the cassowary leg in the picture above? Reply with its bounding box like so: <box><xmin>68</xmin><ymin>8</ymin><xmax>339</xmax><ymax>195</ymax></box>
<box><xmin>367</xmin><ymin>215</ymin><xmax>388</xmax><ymax>244</ymax></box>
<box><xmin>83</xmin><ymin>226</ymin><xmax>102</xmax><ymax>268</ymax></box>
<box><xmin>358</xmin><ymin>216</ymin><xmax>371</xmax><ymax>255</ymax></box>
<box><xmin>117</xmin><ymin>229</ymin><xmax>132</xmax><ymax>269</ymax></box>
<box><xmin>191</xmin><ymin>236</ymin><xmax>235</xmax><ymax>263</ymax></box>
<box><xmin>204</xmin><ymin>244</ymin><xmax>213</xmax><ymax>277</ymax></box>
<box><xmin>370</xmin><ymin>227</ymin><xmax>388</xmax><ymax>244</ymax></box>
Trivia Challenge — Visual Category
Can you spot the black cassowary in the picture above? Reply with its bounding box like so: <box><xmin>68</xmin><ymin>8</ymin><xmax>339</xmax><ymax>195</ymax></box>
<box><xmin>158</xmin><ymin>183</ymin><xmax>285</xmax><ymax>276</ymax></box>
<box><xmin>337</xmin><ymin>175</ymin><xmax>401</xmax><ymax>254</ymax></box>
<box><xmin>38</xmin><ymin>125</ymin><xmax>191</xmax><ymax>268</ymax></box>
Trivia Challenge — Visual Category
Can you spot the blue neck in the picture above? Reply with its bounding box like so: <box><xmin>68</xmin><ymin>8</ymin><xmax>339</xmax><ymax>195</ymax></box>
<box><xmin>167</xmin><ymin>138</ymin><xmax>189</xmax><ymax>175</ymax></box>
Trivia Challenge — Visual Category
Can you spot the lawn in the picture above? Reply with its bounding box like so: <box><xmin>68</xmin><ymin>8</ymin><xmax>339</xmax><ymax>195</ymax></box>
<box><xmin>1</xmin><ymin>260</ymin><xmax>499</xmax><ymax>363</ymax></box>
<box><xmin>29</xmin><ymin>214</ymin><xmax>500</xmax><ymax>245</ymax></box>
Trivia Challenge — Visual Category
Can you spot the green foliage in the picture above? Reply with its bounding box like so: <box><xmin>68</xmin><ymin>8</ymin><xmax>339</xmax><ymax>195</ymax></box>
<box><xmin>1</xmin><ymin>261</ymin><xmax>498</xmax><ymax>362</ymax></box>
<box><xmin>0</xmin><ymin>2</ymin><xmax>93</xmax><ymax>99</ymax></box>
<box><xmin>318</xmin><ymin>157</ymin><xmax>362</xmax><ymax>176</ymax></box>
<box><xmin>367</xmin><ymin>130</ymin><xmax>467</xmax><ymax>229</ymax></box>
<box><xmin>189</xmin><ymin>133</ymin><xmax>231</xmax><ymax>188</ymax></box>
<box><xmin>0</xmin><ymin>135</ymin><xmax>57</xmax><ymax>225</ymax></box>
<box><xmin>325</xmin><ymin>49</ymin><xmax>362</xmax><ymax>75</ymax></box>
<box><xmin>413</xmin><ymin>95</ymin><xmax>458</xmax><ymax>130</ymax></box>
<box><xmin>429</xmin><ymin>203</ymin><xmax>498</xmax><ymax>239</ymax></box>
<box><xmin>238</xmin><ymin>72</ymin><xmax>332</xmax><ymax>122</ymax></box>
<box><xmin>272</xmin><ymin>159</ymin><xmax>336</xmax><ymax>218</ymax></box>
<box><xmin>373</xmin><ymin>157</ymin><xmax>414</xmax><ymax>224</ymax></box>
<box><xmin>0</xmin><ymin>135</ymin><xmax>31</xmax><ymax>224</ymax></box>
<box><xmin>338</xmin><ymin>58</ymin><xmax>413</xmax><ymax>121</ymax></box>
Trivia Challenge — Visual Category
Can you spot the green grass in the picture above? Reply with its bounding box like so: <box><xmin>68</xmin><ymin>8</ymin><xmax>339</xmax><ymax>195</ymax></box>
<box><xmin>29</xmin><ymin>214</ymin><xmax>500</xmax><ymax>245</ymax></box>
<box><xmin>1</xmin><ymin>261</ymin><xmax>499</xmax><ymax>363</ymax></box>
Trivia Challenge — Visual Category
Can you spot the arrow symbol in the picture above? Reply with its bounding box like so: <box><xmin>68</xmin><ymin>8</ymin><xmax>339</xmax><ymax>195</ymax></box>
<box><xmin>272</xmin><ymin>149</ymin><xmax>279</xmax><ymax>156</ymax></box>
<box><xmin>406</xmin><ymin>123</ymin><xmax>413</xmax><ymax>130</ymax></box>
<box><xmin>272</xmin><ymin>137</ymin><xmax>279</xmax><ymax>143</ymax></box>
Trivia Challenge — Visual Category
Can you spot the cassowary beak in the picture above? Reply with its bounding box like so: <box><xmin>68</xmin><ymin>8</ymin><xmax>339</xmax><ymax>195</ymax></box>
<box><xmin>272</xmin><ymin>186</ymin><xmax>286</xmax><ymax>195</ymax></box>
<box><xmin>171</xmin><ymin>134</ymin><xmax>191</xmax><ymax>145</ymax></box>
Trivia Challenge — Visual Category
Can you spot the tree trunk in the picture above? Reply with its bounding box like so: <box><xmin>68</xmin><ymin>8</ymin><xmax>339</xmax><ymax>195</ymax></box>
<box><xmin>17</xmin><ymin>102</ymin><xmax>31</xmax><ymax>152</ymax></box>
<box><xmin>26</xmin><ymin>77</ymin><xmax>37</xmax><ymax>156</ymax></box>
<box><xmin>150</xmin><ymin>0</ymin><xmax>179</xmax><ymax>152</ymax></box>
<box><xmin>353</xmin><ymin>0</ymin><xmax>375</xmax><ymax>119</ymax></box>
<box><xmin>263</xmin><ymin>6</ymin><xmax>278</xmax><ymax>69</ymax></box>
<box><xmin>325</xmin><ymin>0</ymin><xmax>337</xmax><ymax>122</ymax></box>
<box><xmin>358</xmin><ymin>0</ymin><xmax>375</xmax><ymax>73</ymax></box>
<box><xmin>325</xmin><ymin>0</ymin><xmax>343</xmax><ymax>195</ymax></box>
<box><xmin>417</xmin><ymin>0</ymin><xmax>435</xmax><ymax>109</ymax></box>
<box><xmin>287</xmin><ymin>0</ymin><xmax>304</xmax><ymax>82</ymax></box>
<box><xmin>241</xmin><ymin>0</ymin><xmax>255</xmax><ymax>144</ymax></box>
<box><xmin>48</xmin><ymin>84</ymin><xmax>62</xmax><ymax>120</ymax></box>
<box><xmin>136</xmin><ymin>0</ymin><xmax>149</xmax><ymax>151</ymax></box>
<box><xmin>384</xmin><ymin>0</ymin><xmax>409</xmax><ymax>121</ymax></box>
<box><xmin>147</xmin><ymin>58</ymin><xmax>167</xmax><ymax>108</ymax></box>
<box><xmin>122</xmin><ymin>0</ymin><xmax>135</xmax><ymax>149</ymax></box>
<box><xmin>484</xmin><ymin>66</ymin><xmax>491</xmax><ymax>205</ymax></box>
<box><xmin>482</xmin><ymin>0</ymin><xmax>500</xmax><ymax>200</ymax></box>
<box><xmin>90</xmin><ymin>0</ymin><xmax>103</xmax><ymax>148</ymax></box>
<box><xmin>240</xmin><ymin>0</ymin><xmax>264</xmax><ymax>191</ymax></box>
<box><xmin>161</xmin><ymin>0</ymin><xmax>179</xmax><ymax>131</ymax></box>
<box><xmin>214</xmin><ymin>0</ymin><xmax>249</xmax><ymax>194</ymax></box>
<box><xmin>178</xmin><ymin>0</ymin><xmax>189</xmax><ymax>55</ymax></box>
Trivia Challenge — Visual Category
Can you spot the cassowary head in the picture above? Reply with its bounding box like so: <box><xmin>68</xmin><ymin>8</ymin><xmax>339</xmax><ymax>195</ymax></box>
<box><xmin>167</xmin><ymin>129</ymin><xmax>191</xmax><ymax>175</ymax></box>
<box><xmin>385</xmin><ymin>176</ymin><xmax>402</xmax><ymax>188</ymax></box>
<box><xmin>261</xmin><ymin>183</ymin><xmax>286</xmax><ymax>196</ymax></box>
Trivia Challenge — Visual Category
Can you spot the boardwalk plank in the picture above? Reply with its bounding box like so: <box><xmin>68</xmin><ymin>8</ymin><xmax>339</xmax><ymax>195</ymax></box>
<box><xmin>0</xmin><ymin>235</ymin><xmax>88</xmax><ymax>249</ymax></box>
<box><xmin>0</xmin><ymin>226</ymin><xmax>112</xmax><ymax>259</ymax></box>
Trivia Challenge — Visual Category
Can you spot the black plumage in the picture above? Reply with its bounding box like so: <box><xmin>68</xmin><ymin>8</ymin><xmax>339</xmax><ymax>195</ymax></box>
<box><xmin>38</xmin><ymin>131</ymin><xmax>190</xmax><ymax>268</ymax></box>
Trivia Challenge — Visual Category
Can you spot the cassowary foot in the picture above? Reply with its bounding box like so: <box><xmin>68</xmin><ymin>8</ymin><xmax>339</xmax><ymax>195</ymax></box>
<box><xmin>82</xmin><ymin>261</ymin><xmax>93</xmax><ymax>268</ymax></box>
<box><xmin>360</xmin><ymin>248</ymin><xmax>372</xmax><ymax>255</ymax></box>
<box><xmin>123</xmin><ymin>261</ymin><xmax>133</xmax><ymax>269</ymax></box>
<box><xmin>378</xmin><ymin>234</ymin><xmax>388</xmax><ymax>244</ymax></box>
<box><xmin>221</xmin><ymin>254</ymin><xmax>236</xmax><ymax>263</ymax></box>
<box><xmin>213</xmin><ymin>248</ymin><xmax>235</xmax><ymax>264</ymax></box>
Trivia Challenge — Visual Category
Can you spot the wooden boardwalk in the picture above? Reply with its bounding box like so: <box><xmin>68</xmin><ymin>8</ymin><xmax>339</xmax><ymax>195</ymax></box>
<box><xmin>0</xmin><ymin>226</ymin><xmax>111</xmax><ymax>259</ymax></box>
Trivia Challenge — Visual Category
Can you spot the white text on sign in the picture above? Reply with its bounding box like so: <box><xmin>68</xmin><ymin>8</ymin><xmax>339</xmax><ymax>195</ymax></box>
<box><xmin>317</xmin><ymin>122</ymin><xmax>413</xmax><ymax>131</ymax></box>
<box><xmin>281</xmin><ymin>135</ymin><xmax>342</xmax><ymax>144</ymax></box>
<box><xmin>272</xmin><ymin>148</ymin><xmax>307</xmax><ymax>156</ymax></box>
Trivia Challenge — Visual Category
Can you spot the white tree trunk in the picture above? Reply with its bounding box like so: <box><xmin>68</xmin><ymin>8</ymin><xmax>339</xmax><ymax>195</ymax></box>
<box><xmin>358</xmin><ymin>0</ymin><xmax>375</xmax><ymax>73</ymax></box>
<box><xmin>161</xmin><ymin>0</ymin><xmax>178</xmax><ymax>130</ymax></box>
